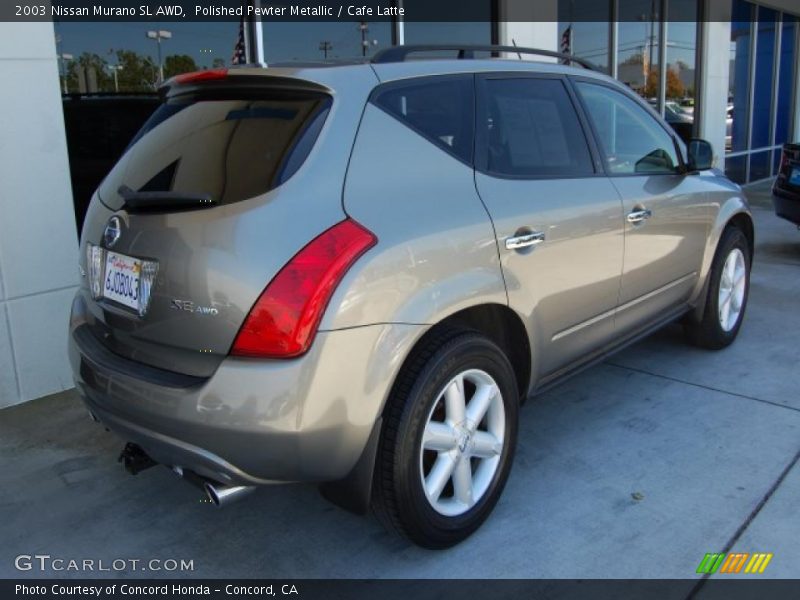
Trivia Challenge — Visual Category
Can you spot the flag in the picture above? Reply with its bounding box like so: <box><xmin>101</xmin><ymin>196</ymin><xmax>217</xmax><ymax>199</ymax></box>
<box><xmin>560</xmin><ymin>26</ymin><xmax>572</xmax><ymax>65</ymax></box>
<box><xmin>231</xmin><ymin>16</ymin><xmax>246</xmax><ymax>65</ymax></box>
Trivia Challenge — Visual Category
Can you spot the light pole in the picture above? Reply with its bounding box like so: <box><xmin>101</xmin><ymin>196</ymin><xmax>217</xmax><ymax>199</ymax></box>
<box><xmin>108</xmin><ymin>64</ymin><xmax>123</xmax><ymax>92</ymax></box>
<box><xmin>358</xmin><ymin>21</ymin><xmax>369</xmax><ymax>57</ymax></box>
<box><xmin>146</xmin><ymin>29</ymin><xmax>172</xmax><ymax>84</ymax></box>
<box><xmin>319</xmin><ymin>41</ymin><xmax>333</xmax><ymax>59</ymax></box>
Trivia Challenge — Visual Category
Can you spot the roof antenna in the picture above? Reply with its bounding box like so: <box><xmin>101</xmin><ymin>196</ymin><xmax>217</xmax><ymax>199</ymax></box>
<box><xmin>511</xmin><ymin>38</ymin><xmax>522</xmax><ymax>60</ymax></box>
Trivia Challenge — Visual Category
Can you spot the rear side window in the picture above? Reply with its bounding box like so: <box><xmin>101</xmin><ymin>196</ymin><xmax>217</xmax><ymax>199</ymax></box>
<box><xmin>479</xmin><ymin>77</ymin><xmax>594</xmax><ymax>178</ymax></box>
<box><xmin>99</xmin><ymin>89</ymin><xmax>331</xmax><ymax>207</ymax></box>
<box><xmin>371</xmin><ymin>76</ymin><xmax>474</xmax><ymax>165</ymax></box>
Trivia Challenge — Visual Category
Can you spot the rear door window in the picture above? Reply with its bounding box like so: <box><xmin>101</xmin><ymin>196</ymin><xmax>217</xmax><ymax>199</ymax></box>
<box><xmin>99</xmin><ymin>88</ymin><xmax>331</xmax><ymax>207</ymax></box>
<box><xmin>477</xmin><ymin>77</ymin><xmax>595</xmax><ymax>178</ymax></box>
<box><xmin>371</xmin><ymin>75</ymin><xmax>474</xmax><ymax>165</ymax></box>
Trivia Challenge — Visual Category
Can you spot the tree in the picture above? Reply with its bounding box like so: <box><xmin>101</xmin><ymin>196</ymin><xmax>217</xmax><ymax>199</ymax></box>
<box><xmin>621</xmin><ymin>52</ymin><xmax>644</xmax><ymax>66</ymax></box>
<box><xmin>114</xmin><ymin>49</ymin><xmax>158</xmax><ymax>92</ymax></box>
<box><xmin>163</xmin><ymin>54</ymin><xmax>199</xmax><ymax>79</ymax></box>
<box><xmin>212</xmin><ymin>58</ymin><xmax>226</xmax><ymax>69</ymax></box>
<box><xmin>644</xmin><ymin>66</ymin><xmax>685</xmax><ymax>99</ymax></box>
<box><xmin>65</xmin><ymin>52</ymin><xmax>113</xmax><ymax>93</ymax></box>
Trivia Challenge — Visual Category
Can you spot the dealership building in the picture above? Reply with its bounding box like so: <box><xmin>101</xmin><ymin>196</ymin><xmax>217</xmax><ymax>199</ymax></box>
<box><xmin>0</xmin><ymin>0</ymin><xmax>798</xmax><ymax>408</ymax></box>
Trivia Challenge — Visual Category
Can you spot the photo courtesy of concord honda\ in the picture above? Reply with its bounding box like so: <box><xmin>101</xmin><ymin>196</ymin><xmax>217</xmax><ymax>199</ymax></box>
<box><xmin>1</xmin><ymin>0</ymin><xmax>799</xmax><ymax>598</ymax></box>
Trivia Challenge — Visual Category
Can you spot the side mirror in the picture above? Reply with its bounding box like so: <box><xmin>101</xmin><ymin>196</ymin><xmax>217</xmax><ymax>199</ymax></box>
<box><xmin>687</xmin><ymin>138</ymin><xmax>714</xmax><ymax>171</ymax></box>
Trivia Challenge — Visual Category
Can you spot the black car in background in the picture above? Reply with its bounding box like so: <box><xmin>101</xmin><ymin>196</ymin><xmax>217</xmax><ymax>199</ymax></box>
<box><xmin>773</xmin><ymin>143</ymin><xmax>800</xmax><ymax>227</ymax></box>
<box><xmin>62</xmin><ymin>94</ymin><xmax>159</xmax><ymax>232</ymax></box>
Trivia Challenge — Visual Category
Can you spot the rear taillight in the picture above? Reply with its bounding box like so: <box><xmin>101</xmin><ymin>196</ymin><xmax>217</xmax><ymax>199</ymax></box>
<box><xmin>230</xmin><ymin>219</ymin><xmax>377</xmax><ymax>358</ymax></box>
<box><xmin>172</xmin><ymin>68</ymin><xmax>228</xmax><ymax>85</ymax></box>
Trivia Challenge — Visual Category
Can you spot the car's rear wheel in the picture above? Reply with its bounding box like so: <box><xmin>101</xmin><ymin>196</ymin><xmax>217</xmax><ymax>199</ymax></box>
<box><xmin>685</xmin><ymin>226</ymin><xmax>751</xmax><ymax>349</ymax></box>
<box><xmin>373</xmin><ymin>329</ymin><xmax>519</xmax><ymax>548</ymax></box>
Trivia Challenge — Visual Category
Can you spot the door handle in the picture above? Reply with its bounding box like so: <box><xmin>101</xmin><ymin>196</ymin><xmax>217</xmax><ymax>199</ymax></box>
<box><xmin>505</xmin><ymin>231</ymin><xmax>545</xmax><ymax>250</ymax></box>
<box><xmin>626</xmin><ymin>208</ymin><xmax>652</xmax><ymax>224</ymax></box>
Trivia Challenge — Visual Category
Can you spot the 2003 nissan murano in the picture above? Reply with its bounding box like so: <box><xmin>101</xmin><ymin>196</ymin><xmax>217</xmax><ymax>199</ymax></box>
<box><xmin>69</xmin><ymin>45</ymin><xmax>753</xmax><ymax>548</ymax></box>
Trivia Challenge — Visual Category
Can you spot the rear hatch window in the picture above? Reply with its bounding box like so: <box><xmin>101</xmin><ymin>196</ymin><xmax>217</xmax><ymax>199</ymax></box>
<box><xmin>98</xmin><ymin>86</ymin><xmax>331</xmax><ymax>210</ymax></box>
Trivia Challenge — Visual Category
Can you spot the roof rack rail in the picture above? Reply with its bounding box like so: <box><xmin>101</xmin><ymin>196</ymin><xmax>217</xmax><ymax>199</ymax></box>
<box><xmin>371</xmin><ymin>44</ymin><xmax>601</xmax><ymax>72</ymax></box>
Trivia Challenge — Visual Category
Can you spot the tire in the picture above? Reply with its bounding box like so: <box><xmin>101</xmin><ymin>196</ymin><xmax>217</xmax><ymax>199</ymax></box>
<box><xmin>373</xmin><ymin>328</ymin><xmax>519</xmax><ymax>548</ymax></box>
<box><xmin>684</xmin><ymin>226</ymin><xmax>751</xmax><ymax>350</ymax></box>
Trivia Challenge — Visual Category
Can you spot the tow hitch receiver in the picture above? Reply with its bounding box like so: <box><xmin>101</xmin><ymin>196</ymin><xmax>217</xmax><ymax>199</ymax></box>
<box><xmin>119</xmin><ymin>443</ymin><xmax>157</xmax><ymax>475</ymax></box>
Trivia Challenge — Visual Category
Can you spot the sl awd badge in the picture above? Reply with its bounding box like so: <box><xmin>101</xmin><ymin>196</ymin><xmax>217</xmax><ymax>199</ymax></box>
<box><xmin>170</xmin><ymin>299</ymin><xmax>220</xmax><ymax>316</ymax></box>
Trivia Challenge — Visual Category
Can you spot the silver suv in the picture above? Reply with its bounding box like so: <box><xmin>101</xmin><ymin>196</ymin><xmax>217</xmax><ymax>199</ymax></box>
<box><xmin>69</xmin><ymin>45</ymin><xmax>753</xmax><ymax>548</ymax></box>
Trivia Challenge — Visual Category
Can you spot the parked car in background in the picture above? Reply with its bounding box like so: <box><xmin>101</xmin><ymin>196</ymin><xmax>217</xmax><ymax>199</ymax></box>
<box><xmin>69</xmin><ymin>45</ymin><xmax>754</xmax><ymax>548</ymax></box>
<box><xmin>62</xmin><ymin>94</ymin><xmax>159</xmax><ymax>232</ymax></box>
<box><xmin>664</xmin><ymin>101</ymin><xmax>694</xmax><ymax>144</ymax></box>
<box><xmin>678</xmin><ymin>97</ymin><xmax>695</xmax><ymax>116</ymax></box>
<box><xmin>773</xmin><ymin>143</ymin><xmax>800</xmax><ymax>226</ymax></box>
<box><xmin>648</xmin><ymin>99</ymin><xmax>694</xmax><ymax>144</ymax></box>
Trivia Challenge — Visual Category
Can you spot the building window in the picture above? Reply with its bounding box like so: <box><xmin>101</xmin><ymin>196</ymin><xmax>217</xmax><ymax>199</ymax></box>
<box><xmin>666</xmin><ymin>0</ymin><xmax>699</xmax><ymax>139</ymax></box>
<box><xmin>261</xmin><ymin>21</ymin><xmax>392</xmax><ymax>62</ymax></box>
<box><xmin>751</xmin><ymin>7</ymin><xmax>777</xmax><ymax>150</ymax></box>
<box><xmin>557</xmin><ymin>0</ymin><xmax>612</xmax><ymax>73</ymax></box>
<box><xmin>775</xmin><ymin>15</ymin><xmax>797</xmax><ymax>147</ymax></box>
<box><xmin>54</xmin><ymin>22</ymin><xmax>242</xmax><ymax>93</ymax></box>
<box><xmin>400</xmin><ymin>0</ymin><xmax>492</xmax><ymax>52</ymax></box>
<box><xmin>617</xmin><ymin>0</ymin><xmax>661</xmax><ymax>106</ymax></box>
<box><xmin>402</xmin><ymin>22</ymin><xmax>492</xmax><ymax>48</ymax></box>
<box><xmin>726</xmin><ymin>1</ymin><xmax>799</xmax><ymax>183</ymax></box>
<box><xmin>728</xmin><ymin>0</ymin><xmax>753</xmax><ymax>159</ymax></box>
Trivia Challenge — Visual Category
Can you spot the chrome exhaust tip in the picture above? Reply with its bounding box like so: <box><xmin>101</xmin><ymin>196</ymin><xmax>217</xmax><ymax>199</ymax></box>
<box><xmin>203</xmin><ymin>481</ymin><xmax>255</xmax><ymax>507</ymax></box>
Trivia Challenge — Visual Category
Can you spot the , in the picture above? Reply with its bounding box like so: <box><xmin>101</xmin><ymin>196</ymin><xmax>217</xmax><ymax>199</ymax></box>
<box><xmin>68</xmin><ymin>45</ymin><xmax>754</xmax><ymax>549</ymax></box>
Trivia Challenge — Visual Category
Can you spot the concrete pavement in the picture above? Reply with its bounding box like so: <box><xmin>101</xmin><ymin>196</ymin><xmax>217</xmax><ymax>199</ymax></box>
<box><xmin>1</xmin><ymin>183</ymin><xmax>798</xmax><ymax>580</ymax></box>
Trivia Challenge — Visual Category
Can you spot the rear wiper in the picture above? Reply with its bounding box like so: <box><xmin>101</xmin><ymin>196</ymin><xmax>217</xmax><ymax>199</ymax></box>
<box><xmin>118</xmin><ymin>185</ymin><xmax>217</xmax><ymax>213</ymax></box>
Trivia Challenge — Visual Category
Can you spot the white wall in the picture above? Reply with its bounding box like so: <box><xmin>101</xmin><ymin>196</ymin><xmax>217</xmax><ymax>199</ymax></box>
<box><xmin>496</xmin><ymin>0</ymin><xmax>558</xmax><ymax>56</ymax></box>
<box><xmin>0</xmin><ymin>22</ymin><xmax>78</xmax><ymax>408</ymax></box>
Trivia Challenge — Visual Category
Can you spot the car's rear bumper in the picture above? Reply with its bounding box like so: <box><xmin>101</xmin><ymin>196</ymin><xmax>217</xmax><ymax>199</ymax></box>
<box><xmin>772</xmin><ymin>186</ymin><xmax>800</xmax><ymax>226</ymax></box>
<box><xmin>69</xmin><ymin>293</ymin><xmax>422</xmax><ymax>486</ymax></box>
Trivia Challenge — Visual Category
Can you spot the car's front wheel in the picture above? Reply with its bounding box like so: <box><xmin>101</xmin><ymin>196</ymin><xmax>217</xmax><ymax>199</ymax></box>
<box><xmin>685</xmin><ymin>226</ymin><xmax>751</xmax><ymax>349</ymax></box>
<box><xmin>373</xmin><ymin>329</ymin><xmax>519</xmax><ymax>548</ymax></box>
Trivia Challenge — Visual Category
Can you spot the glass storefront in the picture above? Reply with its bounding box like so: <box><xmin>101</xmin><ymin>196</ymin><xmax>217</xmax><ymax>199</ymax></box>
<box><xmin>729</xmin><ymin>1</ymin><xmax>752</xmax><ymax>154</ymax></box>
<box><xmin>55</xmin><ymin>21</ymin><xmax>242</xmax><ymax>93</ymax></box>
<box><xmin>559</xmin><ymin>0</ymin><xmax>699</xmax><ymax>142</ymax></box>
<box><xmin>776</xmin><ymin>15</ymin><xmax>797</xmax><ymax>146</ymax></box>
<box><xmin>261</xmin><ymin>21</ymin><xmax>392</xmax><ymax>62</ymax></box>
<box><xmin>725</xmin><ymin>0</ymin><xmax>799</xmax><ymax>184</ymax></box>
<box><xmin>52</xmin><ymin>0</ymin><xmax>800</xmax><ymax>230</ymax></box>
<box><xmin>617</xmin><ymin>0</ymin><xmax>662</xmax><ymax>106</ymax></box>
<box><xmin>557</xmin><ymin>1</ymin><xmax>612</xmax><ymax>73</ymax></box>
<box><xmin>666</xmin><ymin>0</ymin><xmax>699</xmax><ymax>131</ymax></box>
<box><xmin>401</xmin><ymin>0</ymin><xmax>492</xmax><ymax>49</ymax></box>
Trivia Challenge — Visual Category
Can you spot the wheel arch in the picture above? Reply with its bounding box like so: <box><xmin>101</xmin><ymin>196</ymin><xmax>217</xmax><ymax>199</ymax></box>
<box><xmin>424</xmin><ymin>304</ymin><xmax>532</xmax><ymax>400</ymax></box>
<box><xmin>689</xmin><ymin>200</ymin><xmax>754</xmax><ymax>323</ymax></box>
<box><xmin>319</xmin><ymin>303</ymin><xmax>533</xmax><ymax>516</ymax></box>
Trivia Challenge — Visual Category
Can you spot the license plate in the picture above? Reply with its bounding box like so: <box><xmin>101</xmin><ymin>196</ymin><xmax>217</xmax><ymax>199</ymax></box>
<box><xmin>104</xmin><ymin>252</ymin><xmax>142</xmax><ymax>310</ymax></box>
<box><xmin>789</xmin><ymin>167</ymin><xmax>800</xmax><ymax>186</ymax></box>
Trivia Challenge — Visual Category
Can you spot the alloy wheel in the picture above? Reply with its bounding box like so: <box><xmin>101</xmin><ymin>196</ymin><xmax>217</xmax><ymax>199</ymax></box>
<box><xmin>419</xmin><ymin>369</ymin><xmax>505</xmax><ymax>517</ymax></box>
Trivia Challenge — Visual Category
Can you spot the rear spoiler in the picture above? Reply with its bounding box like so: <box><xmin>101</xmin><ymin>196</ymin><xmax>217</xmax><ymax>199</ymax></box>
<box><xmin>159</xmin><ymin>68</ymin><xmax>331</xmax><ymax>100</ymax></box>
